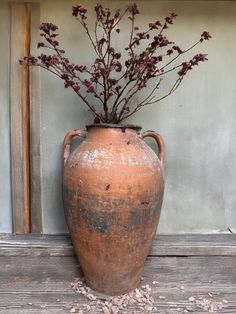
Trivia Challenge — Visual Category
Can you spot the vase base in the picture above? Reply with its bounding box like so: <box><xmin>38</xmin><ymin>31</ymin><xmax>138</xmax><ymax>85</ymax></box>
<box><xmin>86</xmin><ymin>276</ymin><xmax>141</xmax><ymax>297</ymax></box>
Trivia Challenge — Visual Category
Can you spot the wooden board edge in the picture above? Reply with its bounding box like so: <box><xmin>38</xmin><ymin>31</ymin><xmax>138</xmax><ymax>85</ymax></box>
<box><xmin>0</xmin><ymin>234</ymin><xmax>235</xmax><ymax>256</ymax></box>
<box><xmin>30</xmin><ymin>3</ymin><xmax>43</xmax><ymax>233</ymax></box>
<box><xmin>10</xmin><ymin>3</ymin><xmax>30</xmax><ymax>233</ymax></box>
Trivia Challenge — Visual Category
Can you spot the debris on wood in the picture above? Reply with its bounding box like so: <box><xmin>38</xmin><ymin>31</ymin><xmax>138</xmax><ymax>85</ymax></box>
<box><xmin>152</xmin><ymin>281</ymin><xmax>159</xmax><ymax>285</ymax></box>
<box><xmin>71</xmin><ymin>277</ymin><xmax>154</xmax><ymax>313</ymax></box>
<box><xmin>70</xmin><ymin>278</ymin><xmax>231</xmax><ymax>313</ymax></box>
<box><xmin>185</xmin><ymin>295</ymin><xmax>230</xmax><ymax>313</ymax></box>
<box><xmin>188</xmin><ymin>296</ymin><xmax>195</xmax><ymax>302</ymax></box>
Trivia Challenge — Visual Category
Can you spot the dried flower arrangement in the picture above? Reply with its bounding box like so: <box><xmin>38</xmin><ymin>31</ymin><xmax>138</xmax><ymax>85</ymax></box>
<box><xmin>20</xmin><ymin>3</ymin><xmax>211</xmax><ymax>124</ymax></box>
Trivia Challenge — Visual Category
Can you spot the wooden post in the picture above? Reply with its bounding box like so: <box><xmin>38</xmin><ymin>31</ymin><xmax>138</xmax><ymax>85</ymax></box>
<box><xmin>22</xmin><ymin>3</ymin><xmax>31</xmax><ymax>233</ymax></box>
<box><xmin>10</xmin><ymin>3</ymin><xmax>31</xmax><ymax>233</ymax></box>
<box><xmin>30</xmin><ymin>3</ymin><xmax>43</xmax><ymax>233</ymax></box>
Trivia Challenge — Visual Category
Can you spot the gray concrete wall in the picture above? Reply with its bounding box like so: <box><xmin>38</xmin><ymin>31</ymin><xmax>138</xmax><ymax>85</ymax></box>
<box><xmin>0</xmin><ymin>3</ymin><xmax>12</xmax><ymax>233</ymax></box>
<box><xmin>29</xmin><ymin>0</ymin><xmax>236</xmax><ymax>233</ymax></box>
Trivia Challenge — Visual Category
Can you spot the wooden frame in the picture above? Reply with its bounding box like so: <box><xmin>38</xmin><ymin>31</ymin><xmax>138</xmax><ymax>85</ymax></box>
<box><xmin>0</xmin><ymin>234</ymin><xmax>235</xmax><ymax>256</ymax></box>
<box><xmin>10</xmin><ymin>2</ymin><xmax>42</xmax><ymax>233</ymax></box>
<box><xmin>29</xmin><ymin>3</ymin><xmax>42</xmax><ymax>233</ymax></box>
<box><xmin>10</xmin><ymin>3</ymin><xmax>31</xmax><ymax>233</ymax></box>
<box><xmin>0</xmin><ymin>234</ymin><xmax>235</xmax><ymax>312</ymax></box>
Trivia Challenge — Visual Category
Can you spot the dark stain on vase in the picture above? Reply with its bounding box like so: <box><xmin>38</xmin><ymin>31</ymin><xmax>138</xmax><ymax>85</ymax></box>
<box><xmin>80</xmin><ymin>207</ymin><xmax>117</xmax><ymax>234</ymax></box>
<box><xmin>63</xmin><ymin>125</ymin><xmax>165</xmax><ymax>295</ymax></box>
<box><xmin>105</xmin><ymin>184</ymin><xmax>111</xmax><ymax>191</ymax></box>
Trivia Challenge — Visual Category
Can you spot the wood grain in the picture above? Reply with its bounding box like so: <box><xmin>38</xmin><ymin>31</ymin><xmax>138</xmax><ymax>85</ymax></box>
<box><xmin>0</xmin><ymin>235</ymin><xmax>235</xmax><ymax>313</ymax></box>
<box><xmin>0</xmin><ymin>255</ymin><xmax>235</xmax><ymax>313</ymax></box>
<box><xmin>10</xmin><ymin>3</ymin><xmax>31</xmax><ymax>234</ymax></box>
<box><xmin>22</xmin><ymin>3</ymin><xmax>31</xmax><ymax>233</ymax></box>
<box><xmin>0</xmin><ymin>234</ymin><xmax>235</xmax><ymax>256</ymax></box>
<box><xmin>29</xmin><ymin>3</ymin><xmax>42</xmax><ymax>233</ymax></box>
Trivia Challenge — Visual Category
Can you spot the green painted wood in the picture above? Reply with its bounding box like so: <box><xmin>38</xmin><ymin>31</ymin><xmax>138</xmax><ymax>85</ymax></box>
<box><xmin>0</xmin><ymin>2</ymin><xmax>12</xmax><ymax>233</ymax></box>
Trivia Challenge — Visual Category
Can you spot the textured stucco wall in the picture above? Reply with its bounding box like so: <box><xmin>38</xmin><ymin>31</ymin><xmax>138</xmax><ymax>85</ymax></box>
<box><xmin>38</xmin><ymin>0</ymin><xmax>236</xmax><ymax>233</ymax></box>
<box><xmin>0</xmin><ymin>3</ymin><xmax>12</xmax><ymax>232</ymax></box>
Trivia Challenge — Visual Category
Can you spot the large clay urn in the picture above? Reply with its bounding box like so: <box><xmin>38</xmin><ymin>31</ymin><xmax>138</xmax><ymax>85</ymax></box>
<box><xmin>63</xmin><ymin>124</ymin><xmax>164</xmax><ymax>296</ymax></box>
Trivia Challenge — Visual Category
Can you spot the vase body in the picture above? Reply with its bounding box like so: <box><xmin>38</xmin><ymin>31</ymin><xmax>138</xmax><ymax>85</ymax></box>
<box><xmin>63</xmin><ymin>124</ymin><xmax>164</xmax><ymax>296</ymax></box>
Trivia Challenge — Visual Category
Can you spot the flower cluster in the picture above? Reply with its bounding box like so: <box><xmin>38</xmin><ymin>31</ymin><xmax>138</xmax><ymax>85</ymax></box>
<box><xmin>20</xmin><ymin>3</ymin><xmax>211</xmax><ymax>124</ymax></box>
<box><xmin>178</xmin><ymin>54</ymin><xmax>208</xmax><ymax>76</ymax></box>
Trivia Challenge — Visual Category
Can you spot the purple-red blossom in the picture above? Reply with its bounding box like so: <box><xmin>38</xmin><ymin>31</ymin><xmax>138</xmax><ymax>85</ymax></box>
<box><xmin>190</xmin><ymin>53</ymin><xmax>208</xmax><ymax>65</ymax></box>
<box><xmin>178</xmin><ymin>62</ymin><xmax>192</xmax><ymax>76</ymax></box>
<box><xmin>128</xmin><ymin>3</ymin><xmax>139</xmax><ymax>16</ymax></box>
<box><xmin>72</xmin><ymin>5</ymin><xmax>87</xmax><ymax>18</ymax></box>
<box><xmin>148</xmin><ymin>21</ymin><xmax>162</xmax><ymax>30</ymax></box>
<box><xmin>114</xmin><ymin>52</ymin><xmax>121</xmax><ymax>59</ymax></box>
<box><xmin>94</xmin><ymin>4</ymin><xmax>119</xmax><ymax>29</ymax></box>
<box><xmin>19</xmin><ymin>55</ymin><xmax>38</xmax><ymax>65</ymax></box>
<box><xmin>111</xmin><ymin>60</ymin><xmax>122</xmax><ymax>72</ymax></box>
<box><xmin>38</xmin><ymin>53</ymin><xmax>60</xmax><ymax>68</ymax></box>
<box><xmin>167</xmin><ymin>49</ymin><xmax>173</xmax><ymax>56</ymax></box>
<box><xmin>178</xmin><ymin>53</ymin><xmax>208</xmax><ymax>76</ymax></box>
<box><xmin>200</xmin><ymin>31</ymin><xmax>212</xmax><ymax>42</ymax></box>
<box><xmin>114</xmin><ymin>9</ymin><xmax>121</xmax><ymax>19</ymax></box>
<box><xmin>115</xmin><ymin>85</ymin><xmax>121</xmax><ymax>92</ymax></box>
<box><xmin>20</xmin><ymin>3</ymin><xmax>211</xmax><ymax>124</ymax></box>
<box><xmin>40</xmin><ymin>22</ymin><xmax>58</xmax><ymax>34</ymax></box>
<box><xmin>165</xmin><ymin>13</ymin><xmax>178</xmax><ymax>24</ymax></box>
<box><xmin>172</xmin><ymin>45</ymin><xmax>183</xmax><ymax>54</ymax></box>
<box><xmin>108</xmin><ymin>78</ymin><xmax>118</xmax><ymax>85</ymax></box>
<box><xmin>83</xmin><ymin>79</ymin><xmax>95</xmax><ymax>93</ymax></box>
<box><xmin>152</xmin><ymin>34</ymin><xmax>172</xmax><ymax>48</ymax></box>
<box><xmin>77</xmin><ymin>65</ymin><xmax>87</xmax><ymax>73</ymax></box>
<box><xmin>37</xmin><ymin>42</ymin><xmax>45</xmax><ymax>48</ymax></box>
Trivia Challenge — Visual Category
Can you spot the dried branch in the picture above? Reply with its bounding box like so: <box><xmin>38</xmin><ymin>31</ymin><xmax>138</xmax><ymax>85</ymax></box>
<box><xmin>20</xmin><ymin>5</ymin><xmax>211</xmax><ymax>124</ymax></box>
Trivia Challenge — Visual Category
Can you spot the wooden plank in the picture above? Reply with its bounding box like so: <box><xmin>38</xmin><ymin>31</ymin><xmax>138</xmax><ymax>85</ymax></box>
<box><xmin>0</xmin><ymin>234</ymin><xmax>235</xmax><ymax>256</ymax></box>
<box><xmin>0</xmin><ymin>255</ymin><xmax>235</xmax><ymax>313</ymax></box>
<box><xmin>0</xmin><ymin>256</ymin><xmax>81</xmax><ymax>293</ymax></box>
<box><xmin>22</xmin><ymin>2</ymin><xmax>31</xmax><ymax>232</ymax></box>
<box><xmin>151</xmin><ymin>234</ymin><xmax>236</xmax><ymax>256</ymax></box>
<box><xmin>29</xmin><ymin>3</ymin><xmax>42</xmax><ymax>233</ymax></box>
<box><xmin>0</xmin><ymin>255</ymin><xmax>235</xmax><ymax>292</ymax></box>
<box><xmin>1</xmin><ymin>291</ymin><xmax>234</xmax><ymax>314</ymax></box>
<box><xmin>10</xmin><ymin>3</ymin><xmax>31</xmax><ymax>233</ymax></box>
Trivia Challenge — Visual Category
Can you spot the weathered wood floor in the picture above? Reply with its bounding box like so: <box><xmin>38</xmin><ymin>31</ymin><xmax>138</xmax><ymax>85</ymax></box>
<box><xmin>0</xmin><ymin>234</ymin><xmax>235</xmax><ymax>314</ymax></box>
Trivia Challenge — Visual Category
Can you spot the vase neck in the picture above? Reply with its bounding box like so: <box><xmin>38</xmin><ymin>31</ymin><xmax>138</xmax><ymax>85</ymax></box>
<box><xmin>85</xmin><ymin>124</ymin><xmax>142</xmax><ymax>142</ymax></box>
<box><xmin>86</xmin><ymin>123</ymin><xmax>142</xmax><ymax>132</ymax></box>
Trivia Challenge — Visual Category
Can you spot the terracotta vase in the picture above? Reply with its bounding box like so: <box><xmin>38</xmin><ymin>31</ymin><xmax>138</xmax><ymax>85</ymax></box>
<box><xmin>63</xmin><ymin>124</ymin><xmax>165</xmax><ymax>296</ymax></box>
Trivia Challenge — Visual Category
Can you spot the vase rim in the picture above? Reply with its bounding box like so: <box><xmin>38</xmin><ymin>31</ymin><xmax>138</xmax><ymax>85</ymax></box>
<box><xmin>86</xmin><ymin>123</ymin><xmax>142</xmax><ymax>131</ymax></box>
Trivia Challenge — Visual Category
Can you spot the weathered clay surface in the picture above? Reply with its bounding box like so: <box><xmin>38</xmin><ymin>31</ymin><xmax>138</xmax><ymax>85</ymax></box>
<box><xmin>63</xmin><ymin>124</ymin><xmax>164</xmax><ymax>295</ymax></box>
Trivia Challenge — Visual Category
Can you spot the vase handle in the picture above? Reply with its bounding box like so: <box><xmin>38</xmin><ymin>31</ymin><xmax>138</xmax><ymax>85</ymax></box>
<box><xmin>63</xmin><ymin>129</ymin><xmax>87</xmax><ymax>165</ymax></box>
<box><xmin>140</xmin><ymin>131</ymin><xmax>165</xmax><ymax>168</ymax></box>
